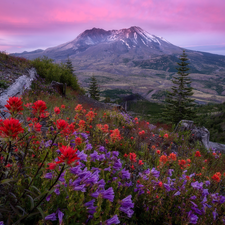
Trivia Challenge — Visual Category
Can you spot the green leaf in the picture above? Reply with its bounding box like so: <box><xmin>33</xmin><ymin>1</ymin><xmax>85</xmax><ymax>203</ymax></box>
<box><xmin>37</xmin><ymin>206</ymin><xmax>45</xmax><ymax>221</ymax></box>
<box><xmin>0</xmin><ymin>178</ymin><xmax>14</xmax><ymax>184</ymax></box>
<box><xmin>27</xmin><ymin>195</ymin><xmax>34</xmax><ymax>209</ymax></box>
<box><xmin>31</xmin><ymin>185</ymin><xmax>41</xmax><ymax>194</ymax></box>
<box><xmin>16</xmin><ymin>205</ymin><xmax>27</xmax><ymax>215</ymax></box>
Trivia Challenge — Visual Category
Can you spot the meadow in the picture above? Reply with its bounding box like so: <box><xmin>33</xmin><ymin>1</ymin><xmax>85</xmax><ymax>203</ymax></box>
<box><xmin>0</xmin><ymin>52</ymin><xmax>225</xmax><ymax>224</ymax></box>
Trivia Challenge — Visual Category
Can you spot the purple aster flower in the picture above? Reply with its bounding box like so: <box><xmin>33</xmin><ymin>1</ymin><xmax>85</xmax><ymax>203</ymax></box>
<box><xmin>54</xmin><ymin>188</ymin><xmax>60</xmax><ymax>195</ymax></box>
<box><xmin>70</xmin><ymin>165</ymin><xmax>82</xmax><ymax>175</ymax></box>
<box><xmin>212</xmin><ymin>208</ymin><xmax>218</xmax><ymax>220</ymax></box>
<box><xmin>188</xmin><ymin>211</ymin><xmax>198</xmax><ymax>224</ymax></box>
<box><xmin>99</xmin><ymin>146</ymin><xmax>106</xmax><ymax>152</ymax></box>
<box><xmin>113</xmin><ymin>159</ymin><xmax>122</xmax><ymax>170</ymax></box>
<box><xmin>56</xmin><ymin>149</ymin><xmax>60</xmax><ymax>154</ymax></box>
<box><xmin>106</xmin><ymin>215</ymin><xmax>120</xmax><ymax>225</ymax></box>
<box><xmin>112</xmin><ymin>151</ymin><xmax>119</xmax><ymax>157</ymax></box>
<box><xmin>101</xmin><ymin>187</ymin><xmax>114</xmax><ymax>202</ymax></box>
<box><xmin>98</xmin><ymin>154</ymin><xmax>105</xmax><ymax>161</ymax></box>
<box><xmin>90</xmin><ymin>151</ymin><xmax>99</xmax><ymax>162</ymax></box>
<box><xmin>85</xmin><ymin>171</ymin><xmax>100</xmax><ymax>185</ymax></box>
<box><xmin>84</xmin><ymin>199</ymin><xmax>96</xmax><ymax>215</ymax></box>
<box><xmin>204</xmin><ymin>180</ymin><xmax>210</xmax><ymax>186</ymax></box>
<box><xmin>106</xmin><ymin>152</ymin><xmax>111</xmax><ymax>158</ymax></box>
<box><xmin>121</xmin><ymin>169</ymin><xmax>130</xmax><ymax>179</ymax></box>
<box><xmin>59</xmin><ymin>172</ymin><xmax>65</xmax><ymax>182</ymax></box>
<box><xmin>125</xmin><ymin>181</ymin><xmax>132</xmax><ymax>187</ymax></box>
<box><xmin>74</xmin><ymin>184</ymin><xmax>86</xmax><ymax>192</ymax></box>
<box><xmin>91</xmin><ymin>190</ymin><xmax>100</xmax><ymax>198</ymax></box>
<box><xmin>104</xmin><ymin>166</ymin><xmax>111</xmax><ymax>171</ymax></box>
<box><xmin>57</xmin><ymin>209</ymin><xmax>64</xmax><ymax>225</ymax></box>
<box><xmin>191</xmin><ymin>181</ymin><xmax>204</xmax><ymax>190</ymax></box>
<box><xmin>46</xmin><ymin>194</ymin><xmax>51</xmax><ymax>202</ymax></box>
<box><xmin>85</xmin><ymin>143</ymin><xmax>93</xmax><ymax>151</ymax></box>
<box><xmin>174</xmin><ymin>191</ymin><xmax>180</xmax><ymax>196</ymax></box>
<box><xmin>220</xmin><ymin>196</ymin><xmax>225</xmax><ymax>204</ymax></box>
<box><xmin>0</xmin><ymin>221</ymin><xmax>4</xmax><ymax>225</ymax></box>
<box><xmin>45</xmin><ymin>213</ymin><xmax>57</xmax><ymax>221</ymax></box>
<box><xmin>202</xmin><ymin>189</ymin><xmax>209</xmax><ymax>196</ymax></box>
<box><xmin>97</xmin><ymin>179</ymin><xmax>105</xmax><ymax>189</ymax></box>
<box><xmin>120</xmin><ymin>195</ymin><xmax>134</xmax><ymax>209</ymax></box>
<box><xmin>168</xmin><ymin>169</ymin><xmax>174</xmax><ymax>176</ymax></box>
<box><xmin>45</xmin><ymin>140</ymin><xmax>52</xmax><ymax>147</ymax></box>
<box><xmin>77</xmin><ymin>150</ymin><xmax>87</xmax><ymax>161</ymax></box>
<box><xmin>150</xmin><ymin>168</ymin><xmax>160</xmax><ymax>179</ymax></box>
<box><xmin>45</xmin><ymin>173</ymin><xmax>53</xmax><ymax>179</ymax></box>
<box><xmin>190</xmin><ymin>195</ymin><xmax>197</xmax><ymax>200</ymax></box>
<box><xmin>191</xmin><ymin>207</ymin><xmax>202</xmax><ymax>215</ymax></box>
<box><xmin>80</xmin><ymin>132</ymin><xmax>88</xmax><ymax>140</ymax></box>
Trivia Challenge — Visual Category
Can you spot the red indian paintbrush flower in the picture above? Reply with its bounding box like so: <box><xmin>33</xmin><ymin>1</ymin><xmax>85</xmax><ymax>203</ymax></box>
<box><xmin>57</xmin><ymin>146</ymin><xmax>80</xmax><ymax>165</ymax></box>
<box><xmin>56</xmin><ymin>119</ymin><xmax>68</xmax><ymax>130</ymax></box>
<box><xmin>195</xmin><ymin>151</ymin><xmax>201</xmax><ymax>157</ymax></box>
<box><xmin>54</xmin><ymin>107</ymin><xmax>60</xmax><ymax>114</ymax></box>
<box><xmin>5</xmin><ymin>96</ymin><xmax>23</xmax><ymax>115</ymax></box>
<box><xmin>129</xmin><ymin>153</ymin><xmax>137</xmax><ymax>162</ymax></box>
<box><xmin>0</xmin><ymin>118</ymin><xmax>24</xmax><ymax>139</ymax></box>
<box><xmin>211</xmin><ymin>172</ymin><xmax>221</xmax><ymax>182</ymax></box>
<box><xmin>32</xmin><ymin>100</ymin><xmax>47</xmax><ymax>117</ymax></box>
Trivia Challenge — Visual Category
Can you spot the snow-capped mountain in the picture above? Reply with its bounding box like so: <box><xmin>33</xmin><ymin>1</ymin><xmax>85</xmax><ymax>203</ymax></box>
<box><xmin>13</xmin><ymin>26</ymin><xmax>181</xmax><ymax>60</ymax></box>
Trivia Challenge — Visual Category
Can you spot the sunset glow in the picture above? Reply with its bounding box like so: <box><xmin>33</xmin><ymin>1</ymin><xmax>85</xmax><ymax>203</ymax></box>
<box><xmin>1</xmin><ymin>0</ymin><xmax>225</xmax><ymax>55</ymax></box>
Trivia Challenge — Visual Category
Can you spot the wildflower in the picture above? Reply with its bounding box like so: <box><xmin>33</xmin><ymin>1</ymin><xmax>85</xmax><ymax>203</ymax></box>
<box><xmin>159</xmin><ymin>155</ymin><xmax>167</xmax><ymax>164</ymax></box>
<box><xmin>75</xmin><ymin>104</ymin><xmax>83</xmax><ymax>112</ymax></box>
<box><xmin>85</xmin><ymin>111</ymin><xmax>95</xmax><ymax>122</ymax></box>
<box><xmin>0</xmin><ymin>118</ymin><xmax>24</xmax><ymax>139</ymax></box>
<box><xmin>156</xmin><ymin>150</ymin><xmax>161</xmax><ymax>155</ymax></box>
<box><xmin>195</xmin><ymin>151</ymin><xmax>201</xmax><ymax>157</ymax></box>
<box><xmin>186</xmin><ymin>176</ymin><xmax>190</xmax><ymax>180</ymax></box>
<box><xmin>130</xmin><ymin>165</ymin><xmax>135</xmax><ymax>170</ymax></box>
<box><xmin>129</xmin><ymin>153</ymin><xmax>137</xmax><ymax>162</ymax></box>
<box><xmin>164</xmin><ymin>133</ymin><xmax>168</xmax><ymax>138</ymax></box>
<box><xmin>178</xmin><ymin>159</ymin><xmax>186</xmax><ymax>169</ymax></box>
<box><xmin>131</xmin><ymin>136</ymin><xmax>134</xmax><ymax>140</ymax></box>
<box><xmin>110</xmin><ymin>129</ymin><xmax>122</xmax><ymax>142</ymax></box>
<box><xmin>34</xmin><ymin>123</ymin><xmax>42</xmax><ymax>132</ymax></box>
<box><xmin>106</xmin><ymin>215</ymin><xmax>120</xmax><ymax>225</ymax></box>
<box><xmin>124</xmin><ymin>153</ymin><xmax>128</xmax><ymax>157</ymax></box>
<box><xmin>120</xmin><ymin>195</ymin><xmax>134</xmax><ymax>218</ymax></box>
<box><xmin>187</xmin><ymin>158</ymin><xmax>191</xmax><ymax>163</ymax></box>
<box><xmin>57</xmin><ymin>146</ymin><xmax>80</xmax><ymax>165</ymax></box>
<box><xmin>56</xmin><ymin>119</ymin><xmax>68</xmax><ymax>130</ymax></box>
<box><xmin>5</xmin><ymin>96</ymin><xmax>23</xmax><ymax>115</ymax></box>
<box><xmin>168</xmin><ymin>152</ymin><xmax>176</xmax><ymax>161</ymax></box>
<box><xmin>152</xmin><ymin>145</ymin><xmax>156</xmax><ymax>150</ymax></box>
<box><xmin>32</xmin><ymin>100</ymin><xmax>47</xmax><ymax>117</ymax></box>
<box><xmin>46</xmin><ymin>162</ymin><xmax>57</xmax><ymax>170</ymax></box>
<box><xmin>54</xmin><ymin>107</ymin><xmax>60</xmax><ymax>114</ymax></box>
<box><xmin>101</xmin><ymin>187</ymin><xmax>114</xmax><ymax>202</ymax></box>
<box><xmin>5</xmin><ymin>164</ymin><xmax>12</xmax><ymax>168</ymax></box>
<box><xmin>61</xmin><ymin>104</ymin><xmax>65</xmax><ymax>109</ymax></box>
<box><xmin>211</xmin><ymin>172</ymin><xmax>221</xmax><ymax>182</ymax></box>
<box><xmin>138</xmin><ymin>160</ymin><xmax>144</xmax><ymax>165</ymax></box>
<box><xmin>75</xmin><ymin>137</ymin><xmax>82</xmax><ymax>146</ymax></box>
<box><xmin>158</xmin><ymin>181</ymin><xmax>163</xmax><ymax>187</ymax></box>
<box><xmin>45</xmin><ymin>213</ymin><xmax>57</xmax><ymax>221</ymax></box>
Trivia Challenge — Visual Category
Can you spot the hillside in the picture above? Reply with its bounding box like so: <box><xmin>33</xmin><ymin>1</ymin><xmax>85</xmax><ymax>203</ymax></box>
<box><xmin>11</xmin><ymin>26</ymin><xmax>225</xmax><ymax>105</ymax></box>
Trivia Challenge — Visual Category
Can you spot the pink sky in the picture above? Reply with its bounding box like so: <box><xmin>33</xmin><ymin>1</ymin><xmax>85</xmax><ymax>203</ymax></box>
<box><xmin>1</xmin><ymin>0</ymin><xmax>225</xmax><ymax>55</ymax></box>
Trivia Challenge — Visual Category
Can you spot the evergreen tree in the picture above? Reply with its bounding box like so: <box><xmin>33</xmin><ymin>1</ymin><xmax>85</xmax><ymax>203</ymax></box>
<box><xmin>161</xmin><ymin>50</ymin><xmax>196</xmax><ymax>125</ymax></box>
<box><xmin>88</xmin><ymin>76</ymin><xmax>100</xmax><ymax>101</ymax></box>
<box><xmin>66</xmin><ymin>57</ymin><xmax>74</xmax><ymax>74</ymax></box>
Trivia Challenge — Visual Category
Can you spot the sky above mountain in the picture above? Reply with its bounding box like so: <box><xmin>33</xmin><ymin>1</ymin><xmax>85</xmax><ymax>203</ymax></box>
<box><xmin>1</xmin><ymin>0</ymin><xmax>225</xmax><ymax>55</ymax></box>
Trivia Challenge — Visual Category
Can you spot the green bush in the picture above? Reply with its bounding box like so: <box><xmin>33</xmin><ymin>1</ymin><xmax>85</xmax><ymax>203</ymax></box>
<box><xmin>31</xmin><ymin>56</ymin><xmax>80</xmax><ymax>91</ymax></box>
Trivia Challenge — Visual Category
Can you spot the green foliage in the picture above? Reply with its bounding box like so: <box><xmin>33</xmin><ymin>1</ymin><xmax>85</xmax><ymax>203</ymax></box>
<box><xmin>161</xmin><ymin>50</ymin><xmax>197</xmax><ymax>125</ymax></box>
<box><xmin>0</xmin><ymin>79</ymin><xmax>10</xmax><ymax>89</ymax></box>
<box><xmin>88</xmin><ymin>76</ymin><xmax>100</xmax><ymax>101</ymax></box>
<box><xmin>31</xmin><ymin>56</ymin><xmax>80</xmax><ymax>91</ymax></box>
<box><xmin>65</xmin><ymin>57</ymin><xmax>74</xmax><ymax>74</ymax></box>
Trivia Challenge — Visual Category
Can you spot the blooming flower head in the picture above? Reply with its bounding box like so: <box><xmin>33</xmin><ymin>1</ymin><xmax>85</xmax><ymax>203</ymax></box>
<box><xmin>85</xmin><ymin>110</ymin><xmax>95</xmax><ymax>122</ymax></box>
<box><xmin>34</xmin><ymin>123</ymin><xmax>42</xmax><ymax>132</ymax></box>
<box><xmin>195</xmin><ymin>151</ymin><xmax>201</xmax><ymax>157</ymax></box>
<box><xmin>56</xmin><ymin>119</ymin><xmax>68</xmax><ymax>130</ymax></box>
<box><xmin>129</xmin><ymin>153</ymin><xmax>137</xmax><ymax>162</ymax></box>
<box><xmin>46</xmin><ymin>162</ymin><xmax>57</xmax><ymax>170</ymax></box>
<box><xmin>32</xmin><ymin>100</ymin><xmax>47</xmax><ymax>117</ymax></box>
<box><xmin>57</xmin><ymin>146</ymin><xmax>80</xmax><ymax>165</ymax></box>
<box><xmin>106</xmin><ymin>215</ymin><xmax>120</xmax><ymax>225</ymax></box>
<box><xmin>0</xmin><ymin>118</ymin><xmax>24</xmax><ymax>139</ymax></box>
<box><xmin>5</xmin><ymin>96</ymin><xmax>23</xmax><ymax>115</ymax></box>
<box><xmin>138</xmin><ymin>160</ymin><xmax>144</xmax><ymax>165</ymax></box>
<box><xmin>120</xmin><ymin>195</ymin><xmax>134</xmax><ymax>218</ymax></box>
<box><xmin>75</xmin><ymin>137</ymin><xmax>82</xmax><ymax>146</ymax></box>
<box><xmin>54</xmin><ymin>107</ymin><xmax>60</xmax><ymax>114</ymax></box>
<box><xmin>211</xmin><ymin>172</ymin><xmax>221</xmax><ymax>182</ymax></box>
<box><xmin>164</xmin><ymin>133</ymin><xmax>168</xmax><ymax>138</ymax></box>
<box><xmin>156</xmin><ymin>150</ymin><xmax>161</xmax><ymax>154</ymax></box>
<box><xmin>75</xmin><ymin>104</ymin><xmax>83</xmax><ymax>112</ymax></box>
<box><xmin>110</xmin><ymin>129</ymin><xmax>122</xmax><ymax>142</ymax></box>
<box><xmin>159</xmin><ymin>155</ymin><xmax>167</xmax><ymax>164</ymax></box>
<box><xmin>168</xmin><ymin>153</ymin><xmax>177</xmax><ymax>161</ymax></box>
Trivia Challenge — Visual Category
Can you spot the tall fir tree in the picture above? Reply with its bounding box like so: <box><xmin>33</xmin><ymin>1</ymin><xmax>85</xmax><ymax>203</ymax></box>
<box><xmin>161</xmin><ymin>50</ymin><xmax>196</xmax><ymax>125</ymax></box>
<box><xmin>66</xmin><ymin>57</ymin><xmax>74</xmax><ymax>74</ymax></box>
<box><xmin>88</xmin><ymin>76</ymin><xmax>100</xmax><ymax>101</ymax></box>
